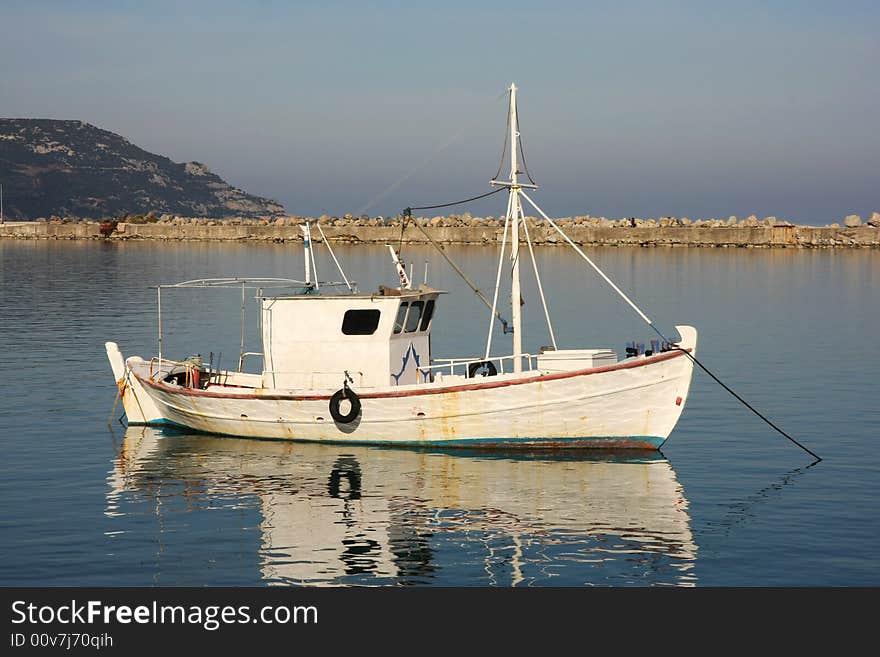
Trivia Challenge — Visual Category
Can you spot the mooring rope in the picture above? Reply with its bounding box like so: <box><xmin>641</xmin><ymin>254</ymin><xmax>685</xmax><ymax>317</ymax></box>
<box><xmin>666</xmin><ymin>338</ymin><xmax>822</xmax><ymax>462</ymax></box>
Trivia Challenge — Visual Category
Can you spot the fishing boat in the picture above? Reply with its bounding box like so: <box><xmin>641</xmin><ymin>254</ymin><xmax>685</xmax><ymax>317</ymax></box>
<box><xmin>105</xmin><ymin>84</ymin><xmax>697</xmax><ymax>449</ymax></box>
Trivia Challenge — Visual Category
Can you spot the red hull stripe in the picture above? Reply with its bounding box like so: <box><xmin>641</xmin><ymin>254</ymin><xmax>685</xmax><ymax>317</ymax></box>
<box><xmin>138</xmin><ymin>348</ymin><xmax>691</xmax><ymax>401</ymax></box>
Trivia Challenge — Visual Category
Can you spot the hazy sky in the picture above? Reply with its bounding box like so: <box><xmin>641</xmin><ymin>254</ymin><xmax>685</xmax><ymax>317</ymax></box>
<box><xmin>2</xmin><ymin>0</ymin><xmax>877</xmax><ymax>222</ymax></box>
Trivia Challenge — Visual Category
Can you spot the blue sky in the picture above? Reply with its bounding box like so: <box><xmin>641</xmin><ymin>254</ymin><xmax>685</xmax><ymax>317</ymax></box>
<box><xmin>1</xmin><ymin>0</ymin><xmax>877</xmax><ymax>222</ymax></box>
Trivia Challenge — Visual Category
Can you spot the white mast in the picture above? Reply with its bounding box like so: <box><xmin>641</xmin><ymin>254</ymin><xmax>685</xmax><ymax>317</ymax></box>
<box><xmin>508</xmin><ymin>84</ymin><xmax>523</xmax><ymax>372</ymax></box>
<box><xmin>489</xmin><ymin>83</ymin><xmax>539</xmax><ymax>370</ymax></box>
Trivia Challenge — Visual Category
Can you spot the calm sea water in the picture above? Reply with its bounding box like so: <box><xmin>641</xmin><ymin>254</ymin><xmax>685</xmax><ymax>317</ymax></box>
<box><xmin>0</xmin><ymin>240</ymin><xmax>877</xmax><ymax>586</ymax></box>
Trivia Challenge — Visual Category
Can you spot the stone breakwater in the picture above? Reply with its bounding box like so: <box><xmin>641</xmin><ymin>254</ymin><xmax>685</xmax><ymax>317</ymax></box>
<box><xmin>2</xmin><ymin>213</ymin><xmax>880</xmax><ymax>248</ymax></box>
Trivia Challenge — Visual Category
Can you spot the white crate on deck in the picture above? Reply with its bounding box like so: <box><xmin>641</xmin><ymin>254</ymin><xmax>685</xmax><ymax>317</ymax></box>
<box><xmin>536</xmin><ymin>348</ymin><xmax>618</xmax><ymax>372</ymax></box>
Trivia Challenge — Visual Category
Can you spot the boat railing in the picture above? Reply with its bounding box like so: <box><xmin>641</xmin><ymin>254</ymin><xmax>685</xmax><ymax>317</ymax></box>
<box><xmin>148</xmin><ymin>356</ymin><xmax>231</xmax><ymax>384</ymax></box>
<box><xmin>237</xmin><ymin>351</ymin><xmax>264</xmax><ymax>372</ymax></box>
<box><xmin>148</xmin><ymin>356</ymin><xmax>191</xmax><ymax>380</ymax></box>
<box><xmin>420</xmin><ymin>353</ymin><xmax>537</xmax><ymax>379</ymax></box>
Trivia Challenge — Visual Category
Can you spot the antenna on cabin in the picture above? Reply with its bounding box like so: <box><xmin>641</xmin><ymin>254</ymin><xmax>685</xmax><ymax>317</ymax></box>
<box><xmin>301</xmin><ymin>222</ymin><xmax>320</xmax><ymax>290</ymax></box>
<box><xmin>387</xmin><ymin>245</ymin><xmax>412</xmax><ymax>289</ymax></box>
<box><xmin>301</xmin><ymin>223</ymin><xmax>312</xmax><ymax>285</ymax></box>
<box><xmin>1</xmin><ymin>183</ymin><xmax>4</xmax><ymax>224</ymax></box>
<box><xmin>314</xmin><ymin>221</ymin><xmax>355</xmax><ymax>292</ymax></box>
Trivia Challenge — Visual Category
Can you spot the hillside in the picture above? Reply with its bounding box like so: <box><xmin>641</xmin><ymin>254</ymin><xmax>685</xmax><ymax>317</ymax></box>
<box><xmin>0</xmin><ymin>119</ymin><xmax>285</xmax><ymax>220</ymax></box>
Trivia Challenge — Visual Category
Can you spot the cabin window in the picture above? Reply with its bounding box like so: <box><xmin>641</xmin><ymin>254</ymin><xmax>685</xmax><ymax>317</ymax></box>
<box><xmin>341</xmin><ymin>309</ymin><xmax>381</xmax><ymax>335</ymax></box>
<box><xmin>405</xmin><ymin>301</ymin><xmax>424</xmax><ymax>332</ymax></box>
<box><xmin>393</xmin><ymin>303</ymin><xmax>408</xmax><ymax>334</ymax></box>
<box><xmin>419</xmin><ymin>299</ymin><xmax>435</xmax><ymax>331</ymax></box>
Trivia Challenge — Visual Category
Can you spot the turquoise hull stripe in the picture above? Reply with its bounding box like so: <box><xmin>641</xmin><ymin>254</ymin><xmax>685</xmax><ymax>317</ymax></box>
<box><xmin>138</xmin><ymin>419</ymin><xmax>665</xmax><ymax>449</ymax></box>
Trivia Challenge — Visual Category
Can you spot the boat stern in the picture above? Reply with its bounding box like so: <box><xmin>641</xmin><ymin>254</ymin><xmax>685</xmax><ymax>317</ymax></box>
<box><xmin>105</xmin><ymin>341</ymin><xmax>126</xmax><ymax>384</ymax></box>
<box><xmin>105</xmin><ymin>342</ymin><xmax>163</xmax><ymax>425</ymax></box>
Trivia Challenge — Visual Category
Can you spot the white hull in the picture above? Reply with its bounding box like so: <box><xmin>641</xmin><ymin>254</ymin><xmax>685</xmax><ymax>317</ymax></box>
<box><xmin>107</xmin><ymin>326</ymin><xmax>696</xmax><ymax>449</ymax></box>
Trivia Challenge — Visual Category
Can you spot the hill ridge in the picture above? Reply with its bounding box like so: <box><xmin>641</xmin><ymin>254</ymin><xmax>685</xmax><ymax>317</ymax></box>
<box><xmin>0</xmin><ymin>118</ymin><xmax>285</xmax><ymax>220</ymax></box>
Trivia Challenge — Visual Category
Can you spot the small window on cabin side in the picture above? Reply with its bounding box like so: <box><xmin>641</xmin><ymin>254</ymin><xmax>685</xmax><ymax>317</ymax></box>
<box><xmin>419</xmin><ymin>299</ymin><xmax>435</xmax><ymax>331</ymax></box>
<box><xmin>393</xmin><ymin>303</ymin><xmax>408</xmax><ymax>334</ymax></box>
<box><xmin>341</xmin><ymin>309</ymin><xmax>381</xmax><ymax>335</ymax></box>
<box><xmin>405</xmin><ymin>301</ymin><xmax>423</xmax><ymax>332</ymax></box>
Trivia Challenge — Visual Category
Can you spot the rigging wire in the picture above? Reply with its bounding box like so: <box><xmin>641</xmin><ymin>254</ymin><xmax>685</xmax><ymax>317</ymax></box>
<box><xmin>492</xmin><ymin>96</ymin><xmax>512</xmax><ymax>182</ymax></box>
<box><xmin>405</xmin><ymin>186</ymin><xmax>505</xmax><ymax>213</ymax></box>
<box><xmin>400</xmin><ymin>187</ymin><xmax>506</xmax><ymax>329</ymax></box>
<box><xmin>356</xmin><ymin>88</ymin><xmax>508</xmax><ymax>217</ymax></box>
<box><xmin>397</xmin><ymin>85</ymin><xmax>817</xmax><ymax>462</ymax></box>
<box><xmin>394</xmin><ymin>84</ymin><xmax>511</xmax><ymax>330</ymax></box>
<box><xmin>520</xmin><ymin>213</ymin><xmax>557</xmax><ymax>350</ymax></box>
<box><xmin>491</xmin><ymin>88</ymin><xmax>537</xmax><ymax>184</ymax></box>
<box><xmin>314</xmin><ymin>221</ymin><xmax>354</xmax><ymax>292</ymax></box>
<box><xmin>485</xmin><ymin>211</ymin><xmax>512</xmax><ymax>359</ymax></box>
<box><xmin>398</xmin><ymin>202</ymin><xmax>510</xmax><ymax>332</ymax></box>
<box><xmin>519</xmin><ymin>189</ymin><xmax>820</xmax><ymax>462</ymax></box>
<box><xmin>514</xmin><ymin>94</ymin><xmax>537</xmax><ymax>185</ymax></box>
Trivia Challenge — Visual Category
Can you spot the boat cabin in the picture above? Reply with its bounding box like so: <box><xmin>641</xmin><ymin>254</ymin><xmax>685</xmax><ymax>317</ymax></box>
<box><xmin>260</xmin><ymin>284</ymin><xmax>443</xmax><ymax>390</ymax></box>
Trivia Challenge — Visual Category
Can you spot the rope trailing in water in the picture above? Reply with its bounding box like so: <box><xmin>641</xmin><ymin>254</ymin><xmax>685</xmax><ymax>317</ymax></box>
<box><xmin>107</xmin><ymin>385</ymin><xmax>122</xmax><ymax>426</ymax></box>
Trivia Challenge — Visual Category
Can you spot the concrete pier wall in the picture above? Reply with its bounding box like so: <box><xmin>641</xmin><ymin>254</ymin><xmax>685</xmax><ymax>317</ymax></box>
<box><xmin>2</xmin><ymin>220</ymin><xmax>879</xmax><ymax>248</ymax></box>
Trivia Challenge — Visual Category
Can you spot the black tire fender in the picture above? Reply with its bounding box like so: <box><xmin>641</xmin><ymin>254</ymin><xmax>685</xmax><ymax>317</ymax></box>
<box><xmin>329</xmin><ymin>386</ymin><xmax>361</xmax><ymax>423</ymax></box>
<box><xmin>467</xmin><ymin>360</ymin><xmax>498</xmax><ymax>378</ymax></box>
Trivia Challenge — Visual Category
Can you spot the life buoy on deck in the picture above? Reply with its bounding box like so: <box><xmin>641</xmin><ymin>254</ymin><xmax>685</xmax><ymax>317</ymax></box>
<box><xmin>468</xmin><ymin>361</ymin><xmax>498</xmax><ymax>378</ymax></box>
<box><xmin>329</xmin><ymin>386</ymin><xmax>361</xmax><ymax>424</ymax></box>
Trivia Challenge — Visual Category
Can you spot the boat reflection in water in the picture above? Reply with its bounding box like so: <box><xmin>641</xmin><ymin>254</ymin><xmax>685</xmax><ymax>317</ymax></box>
<box><xmin>107</xmin><ymin>427</ymin><xmax>698</xmax><ymax>586</ymax></box>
